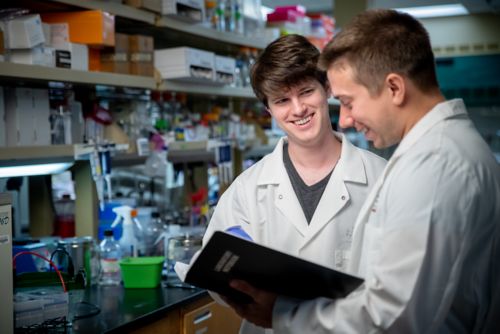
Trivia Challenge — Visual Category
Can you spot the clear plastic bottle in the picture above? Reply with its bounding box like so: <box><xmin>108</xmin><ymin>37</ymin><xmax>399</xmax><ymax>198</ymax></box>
<box><xmin>98</xmin><ymin>229</ymin><xmax>122</xmax><ymax>286</ymax></box>
<box><xmin>215</xmin><ymin>0</ymin><xmax>226</xmax><ymax>32</ymax></box>
<box><xmin>141</xmin><ymin>212</ymin><xmax>165</xmax><ymax>256</ymax></box>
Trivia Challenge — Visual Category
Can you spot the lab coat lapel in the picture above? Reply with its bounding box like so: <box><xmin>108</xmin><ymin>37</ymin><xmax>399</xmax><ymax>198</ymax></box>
<box><xmin>258</xmin><ymin>137</ymin><xmax>309</xmax><ymax>236</ymax></box>
<box><xmin>304</xmin><ymin>134</ymin><xmax>368</xmax><ymax>246</ymax></box>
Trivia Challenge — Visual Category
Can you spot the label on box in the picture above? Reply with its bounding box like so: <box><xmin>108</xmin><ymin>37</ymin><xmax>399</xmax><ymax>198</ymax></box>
<box><xmin>55</xmin><ymin>50</ymin><xmax>71</xmax><ymax>68</ymax></box>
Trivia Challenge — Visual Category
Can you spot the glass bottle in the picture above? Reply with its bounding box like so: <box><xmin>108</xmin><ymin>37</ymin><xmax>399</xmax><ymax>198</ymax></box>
<box><xmin>98</xmin><ymin>229</ymin><xmax>122</xmax><ymax>286</ymax></box>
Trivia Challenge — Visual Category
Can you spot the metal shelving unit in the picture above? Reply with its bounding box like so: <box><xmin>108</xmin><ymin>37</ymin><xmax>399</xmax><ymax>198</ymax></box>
<box><xmin>48</xmin><ymin>0</ymin><xmax>270</xmax><ymax>49</ymax></box>
<box><xmin>48</xmin><ymin>0</ymin><xmax>156</xmax><ymax>24</ymax></box>
<box><xmin>160</xmin><ymin>80</ymin><xmax>256</xmax><ymax>98</ymax></box>
<box><xmin>0</xmin><ymin>62</ymin><xmax>157</xmax><ymax>89</ymax></box>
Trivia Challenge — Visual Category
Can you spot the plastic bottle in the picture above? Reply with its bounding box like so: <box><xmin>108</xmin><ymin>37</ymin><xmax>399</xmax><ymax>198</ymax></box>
<box><xmin>233</xmin><ymin>0</ymin><xmax>244</xmax><ymax>35</ymax></box>
<box><xmin>111</xmin><ymin>206</ymin><xmax>141</xmax><ymax>258</ymax></box>
<box><xmin>98</xmin><ymin>229</ymin><xmax>122</xmax><ymax>286</ymax></box>
<box><xmin>215</xmin><ymin>0</ymin><xmax>226</xmax><ymax>32</ymax></box>
<box><xmin>142</xmin><ymin>212</ymin><xmax>165</xmax><ymax>256</ymax></box>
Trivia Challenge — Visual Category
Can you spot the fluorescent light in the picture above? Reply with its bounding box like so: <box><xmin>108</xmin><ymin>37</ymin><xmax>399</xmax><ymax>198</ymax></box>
<box><xmin>395</xmin><ymin>4</ymin><xmax>469</xmax><ymax>18</ymax></box>
<box><xmin>0</xmin><ymin>162</ymin><xmax>73</xmax><ymax>178</ymax></box>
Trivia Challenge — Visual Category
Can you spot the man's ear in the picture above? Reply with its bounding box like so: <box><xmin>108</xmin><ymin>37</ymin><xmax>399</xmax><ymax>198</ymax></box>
<box><xmin>385</xmin><ymin>73</ymin><xmax>405</xmax><ymax>106</ymax></box>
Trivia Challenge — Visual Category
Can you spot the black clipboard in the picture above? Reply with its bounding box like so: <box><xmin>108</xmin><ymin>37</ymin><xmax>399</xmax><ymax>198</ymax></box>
<box><xmin>185</xmin><ymin>231</ymin><xmax>364</xmax><ymax>303</ymax></box>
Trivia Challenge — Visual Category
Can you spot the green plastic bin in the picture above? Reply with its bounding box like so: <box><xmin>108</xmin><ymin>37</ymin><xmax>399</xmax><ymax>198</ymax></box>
<box><xmin>119</xmin><ymin>256</ymin><xmax>165</xmax><ymax>288</ymax></box>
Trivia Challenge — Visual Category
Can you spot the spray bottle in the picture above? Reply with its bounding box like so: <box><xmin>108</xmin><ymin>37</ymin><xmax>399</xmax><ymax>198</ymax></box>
<box><xmin>111</xmin><ymin>206</ymin><xmax>142</xmax><ymax>258</ymax></box>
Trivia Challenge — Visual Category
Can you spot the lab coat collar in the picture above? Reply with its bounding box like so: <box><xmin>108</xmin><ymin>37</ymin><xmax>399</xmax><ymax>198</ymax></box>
<box><xmin>392</xmin><ymin>99</ymin><xmax>467</xmax><ymax>160</ymax></box>
<box><xmin>256</xmin><ymin>132</ymin><xmax>369</xmax><ymax>238</ymax></box>
<box><xmin>257</xmin><ymin>132</ymin><xmax>368</xmax><ymax>186</ymax></box>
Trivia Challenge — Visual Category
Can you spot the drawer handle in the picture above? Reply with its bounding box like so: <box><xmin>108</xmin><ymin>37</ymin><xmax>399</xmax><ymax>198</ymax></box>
<box><xmin>193</xmin><ymin>310</ymin><xmax>212</xmax><ymax>325</ymax></box>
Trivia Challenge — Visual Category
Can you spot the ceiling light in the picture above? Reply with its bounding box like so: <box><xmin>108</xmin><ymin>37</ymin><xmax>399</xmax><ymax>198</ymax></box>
<box><xmin>0</xmin><ymin>160</ymin><xmax>73</xmax><ymax>178</ymax></box>
<box><xmin>395</xmin><ymin>4</ymin><xmax>469</xmax><ymax>18</ymax></box>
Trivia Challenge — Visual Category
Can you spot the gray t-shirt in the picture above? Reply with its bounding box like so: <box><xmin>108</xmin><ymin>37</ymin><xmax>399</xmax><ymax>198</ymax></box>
<box><xmin>283</xmin><ymin>143</ymin><xmax>334</xmax><ymax>224</ymax></box>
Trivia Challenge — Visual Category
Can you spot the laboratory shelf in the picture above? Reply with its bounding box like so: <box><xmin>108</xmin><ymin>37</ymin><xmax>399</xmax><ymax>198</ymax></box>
<box><xmin>48</xmin><ymin>0</ymin><xmax>270</xmax><ymax>49</ymax></box>
<box><xmin>48</xmin><ymin>0</ymin><xmax>156</xmax><ymax>24</ymax></box>
<box><xmin>160</xmin><ymin>80</ymin><xmax>256</xmax><ymax>98</ymax></box>
<box><xmin>0</xmin><ymin>62</ymin><xmax>157</xmax><ymax>89</ymax></box>
<box><xmin>155</xmin><ymin>17</ymin><xmax>270</xmax><ymax>49</ymax></box>
<box><xmin>0</xmin><ymin>144</ymin><xmax>94</xmax><ymax>165</ymax></box>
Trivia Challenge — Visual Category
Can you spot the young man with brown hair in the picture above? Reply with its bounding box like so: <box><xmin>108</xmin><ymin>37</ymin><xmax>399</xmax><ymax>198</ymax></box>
<box><xmin>227</xmin><ymin>9</ymin><xmax>500</xmax><ymax>333</ymax></box>
<box><xmin>201</xmin><ymin>34</ymin><xmax>386</xmax><ymax>334</ymax></box>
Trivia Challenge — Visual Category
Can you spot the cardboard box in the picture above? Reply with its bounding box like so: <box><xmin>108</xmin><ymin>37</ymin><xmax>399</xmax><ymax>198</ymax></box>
<box><xmin>142</xmin><ymin>0</ymin><xmax>204</xmax><ymax>22</ymax></box>
<box><xmin>130</xmin><ymin>60</ymin><xmax>154</xmax><ymax>76</ymax></box>
<box><xmin>129</xmin><ymin>34</ymin><xmax>153</xmax><ymax>52</ymax></box>
<box><xmin>214</xmin><ymin>55</ymin><xmax>235</xmax><ymax>85</ymax></box>
<box><xmin>88</xmin><ymin>47</ymin><xmax>101</xmax><ymax>71</ymax></box>
<box><xmin>53</xmin><ymin>42</ymin><xmax>89</xmax><ymax>70</ymax></box>
<box><xmin>154</xmin><ymin>47</ymin><xmax>214</xmax><ymax>83</ymax></box>
<box><xmin>48</xmin><ymin>23</ymin><xmax>70</xmax><ymax>46</ymax></box>
<box><xmin>100</xmin><ymin>53</ymin><xmax>130</xmax><ymax>74</ymax></box>
<box><xmin>4</xmin><ymin>88</ymin><xmax>51</xmax><ymax>146</ymax></box>
<box><xmin>114</xmin><ymin>33</ymin><xmax>129</xmax><ymax>52</ymax></box>
<box><xmin>41</xmin><ymin>11</ymin><xmax>115</xmax><ymax>47</ymax></box>
<box><xmin>10</xmin><ymin>46</ymin><xmax>55</xmax><ymax>67</ymax></box>
<box><xmin>2</xmin><ymin>14</ymin><xmax>45</xmax><ymax>49</ymax></box>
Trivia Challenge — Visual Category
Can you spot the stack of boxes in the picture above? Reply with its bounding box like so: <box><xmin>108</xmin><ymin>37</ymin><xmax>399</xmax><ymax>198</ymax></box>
<box><xmin>41</xmin><ymin>10</ymin><xmax>115</xmax><ymax>72</ymax></box>
<box><xmin>3</xmin><ymin>87</ymin><xmax>51</xmax><ymax>147</ymax></box>
<box><xmin>100</xmin><ymin>33</ymin><xmax>154</xmax><ymax>76</ymax></box>
<box><xmin>154</xmin><ymin>46</ymin><xmax>236</xmax><ymax>85</ymax></box>
<box><xmin>4</xmin><ymin>14</ymin><xmax>54</xmax><ymax>67</ymax></box>
<box><xmin>124</xmin><ymin>0</ymin><xmax>205</xmax><ymax>22</ymax></box>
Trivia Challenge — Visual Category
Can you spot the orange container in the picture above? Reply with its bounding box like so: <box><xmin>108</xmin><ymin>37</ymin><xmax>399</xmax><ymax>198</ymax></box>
<box><xmin>41</xmin><ymin>10</ymin><xmax>115</xmax><ymax>47</ymax></box>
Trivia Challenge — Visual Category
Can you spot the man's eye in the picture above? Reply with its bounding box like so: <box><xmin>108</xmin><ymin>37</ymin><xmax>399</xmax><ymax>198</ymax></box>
<box><xmin>274</xmin><ymin>98</ymin><xmax>288</xmax><ymax>105</ymax></box>
<box><xmin>300</xmin><ymin>88</ymin><xmax>314</xmax><ymax>96</ymax></box>
<box><xmin>341</xmin><ymin>100</ymin><xmax>352</xmax><ymax>109</ymax></box>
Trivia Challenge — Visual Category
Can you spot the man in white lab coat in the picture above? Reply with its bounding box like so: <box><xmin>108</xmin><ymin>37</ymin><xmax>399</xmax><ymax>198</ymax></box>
<box><xmin>225</xmin><ymin>9</ymin><xmax>500</xmax><ymax>333</ymax></box>
<box><xmin>202</xmin><ymin>34</ymin><xmax>386</xmax><ymax>334</ymax></box>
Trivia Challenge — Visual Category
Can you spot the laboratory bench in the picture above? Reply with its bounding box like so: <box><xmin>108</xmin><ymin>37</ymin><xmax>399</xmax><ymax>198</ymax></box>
<box><xmin>20</xmin><ymin>281</ymin><xmax>241</xmax><ymax>333</ymax></box>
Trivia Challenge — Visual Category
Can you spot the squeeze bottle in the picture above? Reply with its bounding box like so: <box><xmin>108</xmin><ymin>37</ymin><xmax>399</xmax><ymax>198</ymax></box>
<box><xmin>111</xmin><ymin>206</ymin><xmax>140</xmax><ymax>258</ymax></box>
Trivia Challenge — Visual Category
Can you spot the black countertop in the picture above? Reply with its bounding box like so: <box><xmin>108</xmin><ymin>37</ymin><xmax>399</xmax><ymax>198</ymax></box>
<box><xmin>68</xmin><ymin>282</ymin><xmax>207</xmax><ymax>333</ymax></box>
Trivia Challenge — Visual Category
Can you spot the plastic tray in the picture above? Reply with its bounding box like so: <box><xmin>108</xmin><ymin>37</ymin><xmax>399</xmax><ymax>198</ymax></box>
<box><xmin>119</xmin><ymin>256</ymin><xmax>165</xmax><ymax>288</ymax></box>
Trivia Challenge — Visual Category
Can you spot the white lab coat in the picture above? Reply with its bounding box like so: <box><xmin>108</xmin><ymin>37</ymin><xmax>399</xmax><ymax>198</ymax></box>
<box><xmin>203</xmin><ymin>132</ymin><xmax>387</xmax><ymax>334</ymax></box>
<box><xmin>273</xmin><ymin>99</ymin><xmax>500</xmax><ymax>333</ymax></box>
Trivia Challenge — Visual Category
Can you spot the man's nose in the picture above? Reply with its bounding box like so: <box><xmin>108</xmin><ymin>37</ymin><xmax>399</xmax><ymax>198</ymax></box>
<box><xmin>338</xmin><ymin>107</ymin><xmax>354</xmax><ymax>129</ymax></box>
<box><xmin>291</xmin><ymin>97</ymin><xmax>306</xmax><ymax>115</ymax></box>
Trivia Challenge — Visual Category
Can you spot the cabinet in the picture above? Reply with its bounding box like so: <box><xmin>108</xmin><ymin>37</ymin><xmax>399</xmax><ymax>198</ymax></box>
<box><xmin>128</xmin><ymin>295</ymin><xmax>242</xmax><ymax>334</ymax></box>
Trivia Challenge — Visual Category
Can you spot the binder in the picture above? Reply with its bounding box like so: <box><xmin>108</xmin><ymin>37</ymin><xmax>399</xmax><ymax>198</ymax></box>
<box><xmin>184</xmin><ymin>231</ymin><xmax>364</xmax><ymax>303</ymax></box>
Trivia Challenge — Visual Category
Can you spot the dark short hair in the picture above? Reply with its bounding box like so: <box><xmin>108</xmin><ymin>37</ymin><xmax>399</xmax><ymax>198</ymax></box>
<box><xmin>251</xmin><ymin>34</ymin><xmax>327</xmax><ymax>107</ymax></box>
<box><xmin>319</xmin><ymin>9</ymin><xmax>439</xmax><ymax>96</ymax></box>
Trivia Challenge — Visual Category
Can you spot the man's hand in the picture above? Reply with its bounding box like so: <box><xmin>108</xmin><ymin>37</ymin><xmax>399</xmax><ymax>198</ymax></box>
<box><xmin>223</xmin><ymin>279</ymin><xmax>278</xmax><ymax>328</ymax></box>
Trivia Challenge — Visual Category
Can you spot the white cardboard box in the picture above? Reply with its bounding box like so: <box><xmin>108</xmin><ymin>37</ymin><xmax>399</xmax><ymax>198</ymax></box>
<box><xmin>4</xmin><ymin>88</ymin><xmax>51</xmax><ymax>146</ymax></box>
<box><xmin>214</xmin><ymin>55</ymin><xmax>236</xmax><ymax>85</ymax></box>
<box><xmin>54</xmin><ymin>42</ymin><xmax>89</xmax><ymax>71</ymax></box>
<box><xmin>155</xmin><ymin>47</ymin><xmax>215</xmax><ymax>83</ymax></box>
<box><xmin>10</xmin><ymin>46</ymin><xmax>55</xmax><ymax>67</ymax></box>
<box><xmin>2</xmin><ymin>14</ymin><xmax>45</xmax><ymax>49</ymax></box>
<box><xmin>142</xmin><ymin>0</ymin><xmax>204</xmax><ymax>22</ymax></box>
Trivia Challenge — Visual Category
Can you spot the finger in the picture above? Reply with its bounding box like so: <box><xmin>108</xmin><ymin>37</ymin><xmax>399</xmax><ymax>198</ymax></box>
<box><xmin>230</xmin><ymin>279</ymin><xmax>258</xmax><ymax>297</ymax></box>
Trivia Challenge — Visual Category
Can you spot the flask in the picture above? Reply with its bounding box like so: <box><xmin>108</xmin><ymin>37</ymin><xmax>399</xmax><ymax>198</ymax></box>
<box><xmin>98</xmin><ymin>229</ymin><xmax>122</xmax><ymax>286</ymax></box>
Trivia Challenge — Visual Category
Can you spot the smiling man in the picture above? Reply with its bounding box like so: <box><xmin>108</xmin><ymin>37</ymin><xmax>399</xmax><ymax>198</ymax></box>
<box><xmin>201</xmin><ymin>34</ymin><xmax>386</xmax><ymax>334</ymax></box>
<box><xmin>226</xmin><ymin>9</ymin><xmax>500</xmax><ymax>334</ymax></box>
